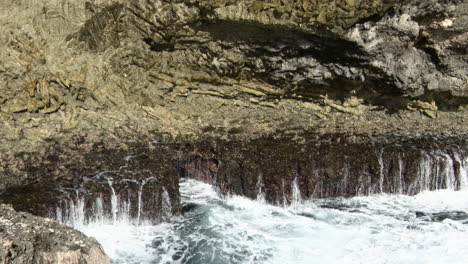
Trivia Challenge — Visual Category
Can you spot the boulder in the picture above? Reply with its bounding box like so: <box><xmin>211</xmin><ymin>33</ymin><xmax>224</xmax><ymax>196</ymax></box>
<box><xmin>0</xmin><ymin>204</ymin><xmax>109</xmax><ymax>264</ymax></box>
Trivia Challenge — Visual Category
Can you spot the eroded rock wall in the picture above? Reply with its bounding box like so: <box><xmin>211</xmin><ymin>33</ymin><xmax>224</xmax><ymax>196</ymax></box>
<box><xmin>180</xmin><ymin>133</ymin><xmax>468</xmax><ymax>203</ymax></box>
<box><xmin>2</xmin><ymin>132</ymin><xmax>466</xmax><ymax>219</ymax></box>
<box><xmin>0</xmin><ymin>139</ymin><xmax>180</xmax><ymax>222</ymax></box>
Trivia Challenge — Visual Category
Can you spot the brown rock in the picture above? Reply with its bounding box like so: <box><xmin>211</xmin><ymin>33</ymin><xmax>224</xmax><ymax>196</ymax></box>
<box><xmin>0</xmin><ymin>204</ymin><xmax>109</xmax><ymax>264</ymax></box>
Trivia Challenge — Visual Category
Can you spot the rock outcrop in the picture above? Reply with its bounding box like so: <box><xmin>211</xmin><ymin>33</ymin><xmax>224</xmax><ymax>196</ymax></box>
<box><xmin>0</xmin><ymin>204</ymin><xmax>109</xmax><ymax>264</ymax></box>
<box><xmin>0</xmin><ymin>0</ymin><xmax>466</xmax><ymax>260</ymax></box>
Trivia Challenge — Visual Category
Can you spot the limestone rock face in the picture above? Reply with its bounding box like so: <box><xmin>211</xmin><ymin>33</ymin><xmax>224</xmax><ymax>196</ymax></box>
<box><xmin>0</xmin><ymin>204</ymin><xmax>109</xmax><ymax>264</ymax></box>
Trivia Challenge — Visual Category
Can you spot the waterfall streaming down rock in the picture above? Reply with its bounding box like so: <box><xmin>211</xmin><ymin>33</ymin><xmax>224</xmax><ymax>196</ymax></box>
<box><xmin>136</xmin><ymin>177</ymin><xmax>158</xmax><ymax>225</ymax></box>
<box><xmin>407</xmin><ymin>150</ymin><xmax>467</xmax><ymax>195</ymax></box>
<box><xmin>49</xmin><ymin>145</ymin><xmax>468</xmax><ymax>232</ymax></box>
<box><xmin>56</xmin><ymin>192</ymin><xmax>86</xmax><ymax>230</ymax></box>
<box><xmin>290</xmin><ymin>177</ymin><xmax>302</xmax><ymax>212</ymax></box>
<box><xmin>256</xmin><ymin>174</ymin><xmax>266</xmax><ymax>204</ymax></box>
<box><xmin>397</xmin><ymin>154</ymin><xmax>404</xmax><ymax>194</ymax></box>
<box><xmin>54</xmin><ymin>175</ymin><xmax>171</xmax><ymax>227</ymax></box>
<box><xmin>92</xmin><ymin>196</ymin><xmax>104</xmax><ymax>224</ymax></box>
<box><xmin>281</xmin><ymin>179</ymin><xmax>287</xmax><ymax>208</ymax></box>
<box><xmin>378</xmin><ymin>149</ymin><xmax>385</xmax><ymax>193</ymax></box>
<box><xmin>443</xmin><ymin>154</ymin><xmax>456</xmax><ymax>190</ymax></box>
<box><xmin>455</xmin><ymin>154</ymin><xmax>468</xmax><ymax>189</ymax></box>
<box><xmin>160</xmin><ymin>187</ymin><xmax>172</xmax><ymax>222</ymax></box>
<box><xmin>107</xmin><ymin>180</ymin><xmax>121</xmax><ymax>225</ymax></box>
<box><xmin>52</xmin><ymin>152</ymin><xmax>177</xmax><ymax>226</ymax></box>
<box><xmin>352</xmin><ymin>148</ymin><xmax>468</xmax><ymax>197</ymax></box>
<box><xmin>243</xmin><ymin>147</ymin><xmax>468</xmax><ymax>208</ymax></box>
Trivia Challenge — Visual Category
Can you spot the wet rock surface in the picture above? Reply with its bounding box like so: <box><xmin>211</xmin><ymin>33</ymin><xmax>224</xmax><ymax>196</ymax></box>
<box><xmin>1</xmin><ymin>131</ymin><xmax>466</xmax><ymax>220</ymax></box>
<box><xmin>0</xmin><ymin>140</ymin><xmax>181</xmax><ymax>221</ymax></box>
<box><xmin>179</xmin><ymin>132</ymin><xmax>468</xmax><ymax>202</ymax></box>
<box><xmin>0</xmin><ymin>204</ymin><xmax>109</xmax><ymax>264</ymax></box>
<box><xmin>415</xmin><ymin>210</ymin><xmax>468</xmax><ymax>223</ymax></box>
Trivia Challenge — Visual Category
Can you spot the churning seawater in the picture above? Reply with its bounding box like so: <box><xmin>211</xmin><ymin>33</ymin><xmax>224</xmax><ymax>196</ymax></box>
<box><xmin>63</xmin><ymin>178</ymin><xmax>468</xmax><ymax>264</ymax></box>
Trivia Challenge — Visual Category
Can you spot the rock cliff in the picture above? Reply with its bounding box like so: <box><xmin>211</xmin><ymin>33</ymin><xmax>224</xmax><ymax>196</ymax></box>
<box><xmin>0</xmin><ymin>0</ymin><xmax>467</xmax><ymax>259</ymax></box>
<box><xmin>0</xmin><ymin>0</ymin><xmax>466</xmax><ymax>156</ymax></box>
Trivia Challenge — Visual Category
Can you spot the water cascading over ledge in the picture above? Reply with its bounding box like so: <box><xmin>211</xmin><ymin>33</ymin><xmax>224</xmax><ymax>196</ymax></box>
<box><xmin>52</xmin><ymin>154</ymin><xmax>175</xmax><ymax>226</ymax></box>
<box><xmin>5</xmin><ymin>133</ymin><xmax>466</xmax><ymax>226</ymax></box>
<box><xmin>53</xmin><ymin>175</ymin><xmax>173</xmax><ymax>228</ymax></box>
<box><xmin>180</xmin><ymin>133</ymin><xmax>468</xmax><ymax>206</ymax></box>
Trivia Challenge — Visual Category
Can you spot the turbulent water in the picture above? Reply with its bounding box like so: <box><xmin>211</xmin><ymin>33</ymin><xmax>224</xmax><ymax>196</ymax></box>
<box><xmin>63</xmin><ymin>178</ymin><xmax>468</xmax><ymax>264</ymax></box>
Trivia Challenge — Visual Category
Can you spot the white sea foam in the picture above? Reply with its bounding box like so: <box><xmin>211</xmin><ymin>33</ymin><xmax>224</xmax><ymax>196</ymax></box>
<box><xmin>65</xmin><ymin>179</ymin><xmax>468</xmax><ymax>264</ymax></box>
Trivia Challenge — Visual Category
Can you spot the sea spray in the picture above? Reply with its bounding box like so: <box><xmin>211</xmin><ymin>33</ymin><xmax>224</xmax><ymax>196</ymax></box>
<box><xmin>108</xmin><ymin>179</ymin><xmax>119</xmax><ymax>225</ymax></box>
<box><xmin>256</xmin><ymin>174</ymin><xmax>266</xmax><ymax>204</ymax></box>
<box><xmin>290</xmin><ymin>177</ymin><xmax>302</xmax><ymax>213</ymax></box>
<box><xmin>378</xmin><ymin>149</ymin><xmax>384</xmax><ymax>193</ymax></box>
<box><xmin>54</xmin><ymin>179</ymin><xmax>468</xmax><ymax>264</ymax></box>
<box><xmin>137</xmin><ymin>177</ymin><xmax>158</xmax><ymax>224</ymax></box>
<box><xmin>160</xmin><ymin>187</ymin><xmax>172</xmax><ymax>222</ymax></box>
<box><xmin>441</xmin><ymin>154</ymin><xmax>456</xmax><ymax>190</ymax></box>
<box><xmin>455</xmin><ymin>154</ymin><xmax>468</xmax><ymax>189</ymax></box>
<box><xmin>397</xmin><ymin>154</ymin><xmax>404</xmax><ymax>194</ymax></box>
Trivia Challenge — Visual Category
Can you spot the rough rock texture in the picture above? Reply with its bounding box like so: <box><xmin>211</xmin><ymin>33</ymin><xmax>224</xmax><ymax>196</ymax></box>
<box><xmin>0</xmin><ymin>139</ymin><xmax>181</xmax><ymax>221</ymax></box>
<box><xmin>348</xmin><ymin>0</ymin><xmax>468</xmax><ymax>101</ymax></box>
<box><xmin>0</xmin><ymin>0</ymin><xmax>466</xmax><ymax>155</ymax></box>
<box><xmin>0</xmin><ymin>204</ymin><xmax>109</xmax><ymax>264</ymax></box>
<box><xmin>179</xmin><ymin>132</ymin><xmax>468</xmax><ymax>202</ymax></box>
<box><xmin>0</xmin><ymin>0</ymin><xmax>466</xmax><ymax>252</ymax></box>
